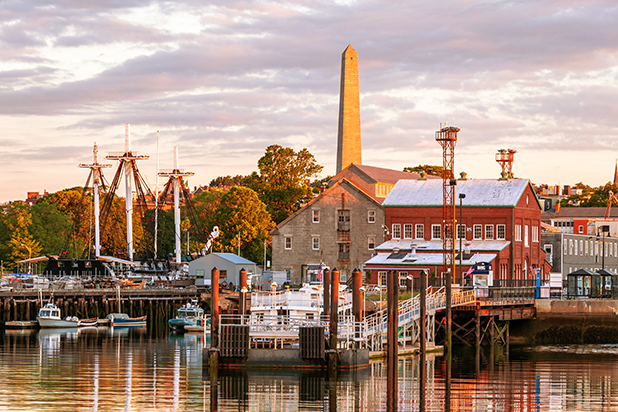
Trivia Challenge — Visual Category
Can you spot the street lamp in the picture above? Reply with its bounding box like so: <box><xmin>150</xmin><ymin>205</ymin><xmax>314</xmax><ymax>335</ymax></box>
<box><xmin>458</xmin><ymin>193</ymin><xmax>466</xmax><ymax>285</ymax></box>
<box><xmin>21</xmin><ymin>243</ymin><xmax>32</xmax><ymax>274</ymax></box>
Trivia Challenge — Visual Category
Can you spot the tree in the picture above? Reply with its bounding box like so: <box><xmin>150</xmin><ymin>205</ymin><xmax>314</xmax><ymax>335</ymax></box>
<box><xmin>255</xmin><ymin>145</ymin><xmax>323</xmax><ymax>224</ymax></box>
<box><xmin>30</xmin><ymin>201</ymin><xmax>72</xmax><ymax>256</ymax></box>
<box><xmin>403</xmin><ymin>164</ymin><xmax>445</xmax><ymax>178</ymax></box>
<box><xmin>209</xmin><ymin>175</ymin><xmax>248</xmax><ymax>187</ymax></box>
<box><xmin>0</xmin><ymin>202</ymin><xmax>42</xmax><ymax>270</ymax></box>
<box><xmin>212</xmin><ymin>187</ymin><xmax>274</xmax><ymax>263</ymax></box>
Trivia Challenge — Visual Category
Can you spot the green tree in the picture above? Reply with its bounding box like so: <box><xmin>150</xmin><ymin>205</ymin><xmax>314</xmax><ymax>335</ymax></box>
<box><xmin>209</xmin><ymin>175</ymin><xmax>248</xmax><ymax>187</ymax></box>
<box><xmin>254</xmin><ymin>145</ymin><xmax>323</xmax><ymax>224</ymax></box>
<box><xmin>0</xmin><ymin>202</ymin><xmax>42</xmax><ymax>270</ymax></box>
<box><xmin>403</xmin><ymin>164</ymin><xmax>445</xmax><ymax>178</ymax></box>
<box><xmin>212</xmin><ymin>187</ymin><xmax>274</xmax><ymax>263</ymax></box>
<box><xmin>30</xmin><ymin>201</ymin><xmax>72</xmax><ymax>256</ymax></box>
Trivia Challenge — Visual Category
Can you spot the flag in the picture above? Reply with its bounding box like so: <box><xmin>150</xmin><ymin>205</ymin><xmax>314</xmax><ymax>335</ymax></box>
<box><xmin>464</xmin><ymin>265</ymin><xmax>474</xmax><ymax>278</ymax></box>
<box><xmin>317</xmin><ymin>262</ymin><xmax>323</xmax><ymax>282</ymax></box>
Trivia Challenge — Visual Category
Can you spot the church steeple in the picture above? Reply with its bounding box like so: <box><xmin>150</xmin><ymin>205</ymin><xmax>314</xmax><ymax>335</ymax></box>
<box><xmin>336</xmin><ymin>45</ymin><xmax>362</xmax><ymax>174</ymax></box>
<box><xmin>614</xmin><ymin>159</ymin><xmax>617</xmax><ymax>186</ymax></box>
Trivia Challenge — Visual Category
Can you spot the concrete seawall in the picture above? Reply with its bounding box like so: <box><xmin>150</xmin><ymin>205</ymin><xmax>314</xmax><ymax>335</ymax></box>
<box><xmin>510</xmin><ymin>299</ymin><xmax>618</xmax><ymax>345</ymax></box>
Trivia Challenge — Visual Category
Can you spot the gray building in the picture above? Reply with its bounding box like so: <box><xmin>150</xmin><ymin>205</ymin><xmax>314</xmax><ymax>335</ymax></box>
<box><xmin>542</xmin><ymin>232</ymin><xmax>618</xmax><ymax>281</ymax></box>
<box><xmin>188</xmin><ymin>253</ymin><xmax>257</xmax><ymax>287</ymax></box>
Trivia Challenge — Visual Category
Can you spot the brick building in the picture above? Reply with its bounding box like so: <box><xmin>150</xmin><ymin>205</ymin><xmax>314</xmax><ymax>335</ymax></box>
<box><xmin>270</xmin><ymin>165</ymin><xmax>429</xmax><ymax>284</ymax></box>
<box><xmin>364</xmin><ymin>178</ymin><xmax>547</xmax><ymax>287</ymax></box>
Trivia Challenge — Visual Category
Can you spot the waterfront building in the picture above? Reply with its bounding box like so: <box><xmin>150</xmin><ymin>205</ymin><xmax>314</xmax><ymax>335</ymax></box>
<box><xmin>541</xmin><ymin>231</ymin><xmax>618</xmax><ymax>282</ymax></box>
<box><xmin>364</xmin><ymin>177</ymin><xmax>547</xmax><ymax>286</ymax></box>
<box><xmin>188</xmin><ymin>253</ymin><xmax>257</xmax><ymax>287</ymax></box>
<box><xmin>270</xmin><ymin>166</ymin><xmax>426</xmax><ymax>285</ymax></box>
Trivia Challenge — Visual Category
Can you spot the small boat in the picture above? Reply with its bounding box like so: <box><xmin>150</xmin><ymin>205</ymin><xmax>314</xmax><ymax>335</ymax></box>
<box><xmin>37</xmin><ymin>303</ymin><xmax>79</xmax><ymax>328</ymax></box>
<box><xmin>78</xmin><ymin>318</ymin><xmax>98</xmax><ymax>327</ymax></box>
<box><xmin>168</xmin><ymin>300</ymin><xmax>207</xmax><ymax>332</ymax></box>
<box><xmin>5</xmin><ymin>320</ymin><xmax>39</xmax><ymax>329</ymax></box>
<box><xmin>105</xmin><ymin>313</ymin><xmax>147</xmax><ymax>327</ymax></box>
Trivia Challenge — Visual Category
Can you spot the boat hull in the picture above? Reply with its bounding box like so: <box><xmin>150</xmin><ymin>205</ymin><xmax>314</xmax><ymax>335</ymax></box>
<box><xmin>5</xmin><ymin>320</ymin><xmax>39</xmax><ymax>329</ymax></box>
<box><xmin>37</xmin><ymin>317</ymin><xmax>79</xmax><ymax>328</ymax></box>
<box><xmin>111</xmin><ymin>316</ymin><xmax>147</xmax><ymax>327</ymax></box>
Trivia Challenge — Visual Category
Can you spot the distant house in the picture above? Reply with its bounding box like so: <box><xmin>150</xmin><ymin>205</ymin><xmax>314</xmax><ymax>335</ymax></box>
<box><xmin>270</xmin><ymin>163</ymin><xmax>434</xmax><ymax>285</ymax></box>
<box><xmin>541</xmin><ymin>206</ymin><xmax>618</xmax><ymax>236</ymax></box>
<box><xmin>188</xmin><ymin>253</ymin><xmax>257</xmax><ymax>287</ymax></box>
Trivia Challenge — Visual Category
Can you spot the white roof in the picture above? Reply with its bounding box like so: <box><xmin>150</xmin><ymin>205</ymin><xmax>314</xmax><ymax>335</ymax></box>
<box><xmin>383</xmin><ymin>178</ymin><xmax>534</xmax><ymax>208</ymax></box>
<box><xmin>364</xmin><ymin>251</ymin><xmax>497</xmax><ymax>267</ymax></box>
<box><xmin>376</xmin><ymin>239</ymin><xmax>509</xmax><ymax>252</ymax></box>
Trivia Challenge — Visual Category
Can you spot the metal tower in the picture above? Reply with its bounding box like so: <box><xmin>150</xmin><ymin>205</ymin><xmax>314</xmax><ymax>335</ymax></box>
<box><xmin>158</xmin><ymin>147</ymin><xmax>194</xmax><ymax>264</ymax></box>
<box><xmin>495</xmin><ymin>148</ymin><xmax>517</xmax><ymax>179</ymax></box>
<box><xmin>435</xmin><ymin>125</ymin><xmax>459</xmax><ymax>354</ymax></box>
<box><xmin>79</xmin><ymin>143</ymin><xmax>112</xmax><ymax>257</ymax></box>
<box><xmin>105</xmin><ymin>124</ymin><xmax>150</xmax><ymax>261</ymax></box>
<box><xmin>435</xmin><ymin>125</ymin><xmax>459</xmax><ymax>278</ymax></box>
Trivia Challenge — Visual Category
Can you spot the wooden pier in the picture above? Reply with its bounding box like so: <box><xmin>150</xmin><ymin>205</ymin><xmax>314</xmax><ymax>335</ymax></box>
<box><xmin>0</xmin><ymin>287</ymin><xmax>205</xmax><ymax>334</ymax></box>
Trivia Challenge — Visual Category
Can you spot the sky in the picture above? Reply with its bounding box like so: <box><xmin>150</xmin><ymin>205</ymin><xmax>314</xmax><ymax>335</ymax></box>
<box><xmin>1</xmin><ymin>0</ymin><xmax>618</xmax><ymax>203</ymax></box>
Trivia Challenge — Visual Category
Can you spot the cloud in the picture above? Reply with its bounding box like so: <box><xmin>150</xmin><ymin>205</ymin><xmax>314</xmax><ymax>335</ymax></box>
<box><xmin>1</xmin><ymin>0</ymin><xmax>618</xmax><ymax>202</ymax></box>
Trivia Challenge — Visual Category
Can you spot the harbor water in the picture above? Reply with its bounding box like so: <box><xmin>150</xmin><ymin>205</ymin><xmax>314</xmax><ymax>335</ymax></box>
<box><xmin>1</xmin><ymin>327</ymin><xmax>618</xmax><ymax>411</ymax></box>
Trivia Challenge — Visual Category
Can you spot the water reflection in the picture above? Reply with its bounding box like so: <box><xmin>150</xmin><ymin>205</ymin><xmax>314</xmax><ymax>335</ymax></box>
<box><xmin>2</xmin><ymin>329</ymin><xmax>618</xmax><ymax>411</ymax></box>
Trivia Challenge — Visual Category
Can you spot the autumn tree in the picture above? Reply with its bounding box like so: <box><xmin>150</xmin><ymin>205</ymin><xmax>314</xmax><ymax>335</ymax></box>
<box><xmin>0</xmin><ymin>202</ymin><xmax>42</xmax><ymax>270</ymax></box>
<box><xmin>253</xmin><ymin>145</ymin><xmax>323</xmax><ymax>224</ymax></box>
<box><xmin>212</xmin><ymin>187</ymin><xmax>274</xmax><ymax>264</ymax></box>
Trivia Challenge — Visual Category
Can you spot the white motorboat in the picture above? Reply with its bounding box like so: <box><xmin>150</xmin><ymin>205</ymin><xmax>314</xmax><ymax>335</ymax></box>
<box><xmin>169</xmin><ymin>300</ymin><xmax>208</xmax><ymax>331</ymax></box>
<box><xmin>36</xmin><ymin>303</ymin><xmax>79</xmax><ymax>328</ymax></box>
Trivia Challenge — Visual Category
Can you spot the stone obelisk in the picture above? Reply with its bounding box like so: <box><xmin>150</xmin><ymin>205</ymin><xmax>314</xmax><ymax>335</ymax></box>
<box><xmin>336</xmin><ymin>44</ymin><xmax>362</xmax><ymax>174</ymax></box>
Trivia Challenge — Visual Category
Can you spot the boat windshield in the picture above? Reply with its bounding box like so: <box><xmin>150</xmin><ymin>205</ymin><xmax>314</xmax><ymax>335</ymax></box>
<box><xmin>39</xmin><ymin>310</ymin><xmax>51</xmax><ymax>317</ymax></box>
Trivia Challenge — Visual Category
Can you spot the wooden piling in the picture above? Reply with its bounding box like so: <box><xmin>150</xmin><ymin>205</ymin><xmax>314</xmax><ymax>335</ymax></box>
<box><xmin>328</xmin><ymin>268</ymin><xmax>339</xmax><ymax>379</ymax></box>
<box><xmin>420</xmin><ymin>270</ymin><xmax>427</xmax><ymax>354</ymax></box>
<box><xmin>323</xmin><ymin>269</ymin><xmax>331</xmax><ymax>320</ymax></box>
<box><xmin>211</xmin><ymin>267</ymin><xmax>220</xmax><ymax>350</ymax></box>
<box><xmin>387</xmin><ymin>269</ymin><xmax>398</xmax><ymax>410</ymax></box>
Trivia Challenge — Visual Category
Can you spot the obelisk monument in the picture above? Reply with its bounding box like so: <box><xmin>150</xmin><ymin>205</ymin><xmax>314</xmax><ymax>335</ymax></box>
<box><xmin>336</xmin><ymin>44</ymin><xmax>362</xmax><ymax>174</ymax></box>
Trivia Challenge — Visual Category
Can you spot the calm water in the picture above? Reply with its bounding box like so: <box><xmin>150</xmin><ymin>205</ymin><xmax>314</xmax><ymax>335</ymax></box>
<box><xmin>1</xmin><ymin>327</ymin><xmax>618</xmax><ymax>411</ymax></box>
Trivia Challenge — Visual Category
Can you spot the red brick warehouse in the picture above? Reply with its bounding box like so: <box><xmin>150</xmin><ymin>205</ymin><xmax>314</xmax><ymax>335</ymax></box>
<box><xmin>364</xmin><ymin>177</ymin><xmax>549</xmax><ymax>287</ymax></box>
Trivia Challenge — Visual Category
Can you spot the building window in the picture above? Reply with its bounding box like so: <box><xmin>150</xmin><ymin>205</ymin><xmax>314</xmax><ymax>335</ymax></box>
<box><xmin>404</xmin><ymin>224</ymin><xmax>413</xmax><ymax>239</ymax></box>
<box><xmin>524</xmin><ymin>225</ymin><xmax>529</xmax><ymax>247</ymax></box>
<box><xmin>585</xmin><ymin>240</ymin><xmax>588</xmax><ymax>256</ymax></box>
<box><xmin>485</xmin><ymin>225</ymin><xmax>494</xmax><ymax>240</ymax></box>
<box><xmin>569</xmin><ymin>239</ymin><xmax>573</xmax><ymax>255</ymax></box>
<box><xmin>368</xmin><ymin>236</ymin><xmax>375</xmax><ymax>250</ymax></box>
<box><xmin>497</xmin><ymin>224</ymin><xmax>506</xmax><ymax>240</ymax></box>
<box><xmin>544</xmin><ymin>244</ymin><xmax>553</xmax><ymax>263</ymax></box>
<box><xmin>574</xmin><ymin>238</ymin><xmax>578</xmax><ymax>255</ymax></box>
<box><xmin>312</xmin><ymin>210</ymin><xmax>320</xmax><ymax>223</ymax></box>
<box><xmin>578</xmin><ymin>225</ymin><xmax>584</xmax><ymax>234</ymax></box>
<box><xmin>415</xmin><ymin>224</ymin><xmax>424</xmax><ymax>239</ymax></box>
<box><xmin>312</xmin><ymin>236</ymin><xmax>320</xmax><ymax>250</ymax></box>
<box><xmin>378</xmin><ymin>271</ymin><xmax>387</xmax><ymax>286</ymax></box>
<box><xmin>368</xmin><ymin>210</ymin><xmax>376</xmax><ymax>223</ymax></box>
<box><xmin>432</xmin><ymin>224</ymin><xmax>441</xmax><ymax>240</ymax></box>
<box><xmin>532</xmin><ymin>226</ymin><xmax>538</xmax><ymax>242</ymax></box>
<box><xmin>515</xmin><ymin>225</ymin><xmax>522</xmax><ymax>241</ymax></box>
<box><xmin>399</xmin><ymin>272</ymin><xmax>408</xmax><ymax>288</ymax></box>
<box><xmin>338</xmin><ymin>210</ymin><xmax>350</xmax><ymax>231</ymax></box>
<box><xmin>338</xmin><ymin>243</ymin><xmax>350</xmax><ymax>260</ymax></box>
<box><xmin>474</xmin><ymin>225</ymin><xmax>482</xmax><ymax>240</ymax></box>
<box><xmin>392</xmin><ymin>224</ymin><xmax>401</xmax><ymax>239</ymax></box>
<box><xmin>457</xmin><ymin>224</ymin><xmax>466</xmax><ymax>240</ymax></box>
<box><xmin>285</xmin><ymin>236</ymin><xmax>292</xmax><ymax>250</ymax></box>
